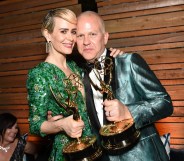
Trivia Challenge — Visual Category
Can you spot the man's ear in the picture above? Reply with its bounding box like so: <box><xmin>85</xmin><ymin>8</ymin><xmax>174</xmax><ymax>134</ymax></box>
<box><xmin>104</xmin><ymin>32</ymin><xmax>109</xmax><ymax>45</ymax></box>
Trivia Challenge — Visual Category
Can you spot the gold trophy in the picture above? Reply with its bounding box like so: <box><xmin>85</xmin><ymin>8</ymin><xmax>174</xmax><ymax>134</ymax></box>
<box><xmin>50</xmin><ymin>73</ymin><xmax>102</xmax><ymax>160</ymax></box>
<box><xmin>91</xmin><ymin>57</ymin><xmax>140</xmax><ymax>155</ymax></box>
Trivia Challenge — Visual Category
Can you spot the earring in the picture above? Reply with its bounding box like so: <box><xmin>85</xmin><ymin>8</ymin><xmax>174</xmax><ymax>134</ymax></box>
<box><xmin>46</xmin><ymin>41</ymin><xmax>50</xmax><ymax>53</ymax></box>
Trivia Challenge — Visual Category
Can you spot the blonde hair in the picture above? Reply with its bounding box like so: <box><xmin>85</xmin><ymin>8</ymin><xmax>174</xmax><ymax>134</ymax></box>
<box><xmin>41</xmin><ymin>8</ymin><xmax>77</xmax><ymax>35</ymax></box>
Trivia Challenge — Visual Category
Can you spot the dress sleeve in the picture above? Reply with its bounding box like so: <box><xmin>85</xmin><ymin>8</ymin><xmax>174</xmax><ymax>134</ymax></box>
<box><xmin>26</xmin><ymin>68</ymin><xmax>50</xmax><ymax>137</ymax></box>
<box><xmin>127</xmin><ymin>53</ymin><xmax>173</xmax><ymax>129</ymax></box>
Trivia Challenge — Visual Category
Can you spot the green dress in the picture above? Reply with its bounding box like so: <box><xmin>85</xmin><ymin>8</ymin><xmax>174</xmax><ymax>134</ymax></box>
<box><xmin>26</xmin><ymin>61</ymin><xmax>93</xmax><ymax>161</ymax></box>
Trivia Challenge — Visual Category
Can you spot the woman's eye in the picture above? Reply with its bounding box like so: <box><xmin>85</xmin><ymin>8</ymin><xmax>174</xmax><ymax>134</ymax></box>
<box><xmin>72</xmin><ymin>31</ymin><xmax>77</xmax><ymax>35</ymax></box>
<box><xmin>61</xmin><ymin>30</ymin><xmax>67</xmax><ymax>34</ymax></box>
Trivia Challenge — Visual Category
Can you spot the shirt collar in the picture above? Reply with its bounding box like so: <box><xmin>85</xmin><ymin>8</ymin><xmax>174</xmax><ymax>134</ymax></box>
<box><xmin>98</xmin><ymin>48</ymin><xmax>107</xmax><ymax>62</ymax></box>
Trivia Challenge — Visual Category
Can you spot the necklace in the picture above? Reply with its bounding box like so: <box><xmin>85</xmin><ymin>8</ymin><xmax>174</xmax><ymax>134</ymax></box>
<box><xmin>0</xmin><ymin>145</ymin><xmax>10</xmax><ymax>152</ymax></box>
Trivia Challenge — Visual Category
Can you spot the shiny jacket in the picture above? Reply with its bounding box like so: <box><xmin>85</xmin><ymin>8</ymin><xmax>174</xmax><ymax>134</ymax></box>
<box><xmin>108</xmin><ymin>53</ymin><xmax>173</xmax><ymax>161</ymax></box>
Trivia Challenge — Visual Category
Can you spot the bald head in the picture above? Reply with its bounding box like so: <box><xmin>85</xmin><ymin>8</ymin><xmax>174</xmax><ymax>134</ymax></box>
<box><xmin>76</xmin><ymin>11</ymin><xmax>109</xmax><ymax>63</ymax></box>
<box><xmin>77</xmin><ymin>11</ymin><xmax>106</xmax><ymax>33</ymax></box>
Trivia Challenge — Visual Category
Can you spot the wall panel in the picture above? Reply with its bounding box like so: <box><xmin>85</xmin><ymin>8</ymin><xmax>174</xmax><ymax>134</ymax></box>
<box><xmin>0</xmin><ymin>0</ymin><xmax>183</xmax><ymax>151</ymax></box>
<box><xmin>97</xmin><ymin>0</ymin><xmax>184</xmax><ymax>149</ymax></box>
<box><xmin>0</xmin><ymin>0</ymin><xmax>81</xmax><ymax>143</ymax></box>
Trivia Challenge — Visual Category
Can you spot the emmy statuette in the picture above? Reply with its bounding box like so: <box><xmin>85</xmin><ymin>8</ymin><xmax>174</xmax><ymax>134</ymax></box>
<box><xmin>50</xmin><ymin>73</ymin><xmax>102</xmax><ymax>160</ymax></box>
<box><xmin>91</xmin><ymin>57</ymin><xmax>140</xmax><ymax>155</ymax></box>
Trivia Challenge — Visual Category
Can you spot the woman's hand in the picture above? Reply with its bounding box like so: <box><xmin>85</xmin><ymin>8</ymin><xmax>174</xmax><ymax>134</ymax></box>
<box><xmin>109</xmin><ymin>48</ymin><xmax>124</xmax><ymax>57</ymax></box>
<box><xmin>58</xmin><ymin>115</ymin><xmax>84</xmax><ymax>138</ymax></box>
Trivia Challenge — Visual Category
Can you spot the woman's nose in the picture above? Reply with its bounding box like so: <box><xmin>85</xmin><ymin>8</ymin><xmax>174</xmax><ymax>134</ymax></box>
<box><xmin>12</xmin><ymin>128</ymin><xmax>18</xmax><ymax>133</ymax></box>
<box><xmin>67</xmin><ymin>33</ymin><xmax>75</xmax><ymax>41</ymax></box>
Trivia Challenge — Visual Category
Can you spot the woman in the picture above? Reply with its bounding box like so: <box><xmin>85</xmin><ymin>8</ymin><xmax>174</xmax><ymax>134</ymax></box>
<box><xmin>27</xmin><ymin>8</ymin><xmax>122</xmax><ymax>161</ymax></box>
<box><xmin>0</xmin><ymin>113</ymin><xmax>37</xmax><ymax>161</ymax></box>
<box><xmin>27</xmin><ymin>8</ymin><xmax>84</xmax><ymax>161</ymax></box>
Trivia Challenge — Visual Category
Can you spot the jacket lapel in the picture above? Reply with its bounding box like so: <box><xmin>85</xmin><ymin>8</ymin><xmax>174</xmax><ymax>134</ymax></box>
<box><xmin>83</xmin><ymin>70</ymin><xmax>101</xmax><ymax>131</ymax></box>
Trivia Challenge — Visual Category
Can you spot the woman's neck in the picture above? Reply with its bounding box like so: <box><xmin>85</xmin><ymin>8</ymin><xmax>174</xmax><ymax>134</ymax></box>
<box><xmin>0</xmin><ymin>140</ymin><xmax>12</xmax><ymax>153</ymax></box>
<box><xmin>0</xmin><ymin>139</ymin><xmax>12</xmax><ymax>147</ymax></box>
<box><xmin>45</xmin><ymin>53</ymin><xmax>67</xmax><ymax>70</ymax></box>
<box><xmin>45</xmin><ymin>53</ymin><xmax>74</xmax><ymax>78</ymax></box>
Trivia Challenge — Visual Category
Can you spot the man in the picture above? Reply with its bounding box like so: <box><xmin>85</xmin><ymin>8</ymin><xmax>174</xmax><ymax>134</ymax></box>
<box><xmin>76</xmin><ymin>11</ymin><xmax>173</xmax><ymax>161</ymax></box>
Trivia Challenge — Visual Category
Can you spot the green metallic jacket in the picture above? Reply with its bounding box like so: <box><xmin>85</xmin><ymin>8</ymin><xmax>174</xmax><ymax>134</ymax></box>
<box><xmin>107</xmin><ymin>52</ymin><xmax>173</xmax><ymax>161</ymax></box>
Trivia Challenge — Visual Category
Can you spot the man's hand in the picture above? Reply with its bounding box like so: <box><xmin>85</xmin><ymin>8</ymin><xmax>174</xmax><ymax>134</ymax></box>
<box><xmin>102</xmin><ymin>99</ymin><xmax>132</xmax><ymax>122</ymax></box>
<box><xmin>47</xmin><ymin>111</ymin><xmax>63</xmax><ymax>122</ymax></box>
<box><xmin>109</xmin><ymin>48</ymin><xmax>124</xmax><ymax>58</ymax></box>
<box><xmin>47</xmin><ymin>111</ymin><xmax>84</xmax><ymax>138</ymax></box>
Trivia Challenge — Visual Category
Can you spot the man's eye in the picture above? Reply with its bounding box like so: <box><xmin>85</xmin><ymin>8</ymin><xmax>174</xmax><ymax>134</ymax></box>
<box><xmin>90</xmin><ymin>33</ymin><xmax>97</xmax><ymax>37</ymax></box>
<box><xmin>77</xmin><ymin>34</ymin><xmax>83</xmax><ymax>38</ymax></box>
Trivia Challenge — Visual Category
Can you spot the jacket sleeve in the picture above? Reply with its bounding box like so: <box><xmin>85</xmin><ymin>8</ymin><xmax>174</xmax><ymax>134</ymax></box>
<box><xmin>123</xmin><ymin>53</ymin><xmax>173</xmax><ymax>129</ymax></box>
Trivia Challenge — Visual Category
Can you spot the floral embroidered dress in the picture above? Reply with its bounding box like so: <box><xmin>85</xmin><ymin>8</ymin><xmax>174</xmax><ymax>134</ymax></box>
<box><xmin>26</xmin><ymin>61</ymin><xmax>92</xmax><ymax>161</ymax></box>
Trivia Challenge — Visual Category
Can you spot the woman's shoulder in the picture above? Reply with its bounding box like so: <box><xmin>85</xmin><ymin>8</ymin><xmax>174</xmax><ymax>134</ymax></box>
<box><xmin>28</xmin><ymin>62</ymin><xmax>59</xmax><ymax>80</ymax></box>
<box><xmin>27</xmin><ymin>62</ymin><xmax>56</xmax><ymax>87</ymax></box>
<box><xmin>28</xmin><ymin>62</ymin><xmax>50</xmax><ymax>74</ymax></box>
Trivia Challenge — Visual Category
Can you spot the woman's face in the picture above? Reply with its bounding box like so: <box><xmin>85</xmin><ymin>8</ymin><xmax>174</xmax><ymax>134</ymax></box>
<box><xmin>48</xmin><ymin>17</ymin><xmax>77</xmax><ymax>55</ymax></box>
<box><xmin>3</xmin><ymin>122</ymin><xmax>18</xmax><ymax>143</ymax></box>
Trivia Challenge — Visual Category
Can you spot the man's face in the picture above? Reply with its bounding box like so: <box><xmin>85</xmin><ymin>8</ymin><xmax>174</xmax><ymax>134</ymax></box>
<box><xmin>76</xmin><ymin>15</ymin><xmax>109</xmax><ymax>63</ymax></box>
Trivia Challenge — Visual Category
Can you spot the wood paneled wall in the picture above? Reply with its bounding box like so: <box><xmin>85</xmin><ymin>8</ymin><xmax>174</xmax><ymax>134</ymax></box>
<box><xmin>97</xmin><ymin>0</ymin><xmax>184</xmax><ymax>149</ymax></box>
<box><xmin>0</xmin><ymin>0</ymin><xmax>81</xmax><ymax>141</ymax></box>
<box><xmin>0</xmin><ymin>0</ymin><xmax>183</xmax><ymax>149</ymax></box>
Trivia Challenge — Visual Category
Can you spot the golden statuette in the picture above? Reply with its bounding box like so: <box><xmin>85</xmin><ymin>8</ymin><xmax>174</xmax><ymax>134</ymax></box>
<box><xmin>91</xmin><ymin>57</ymin><xmax>140</xmax><ymax>155</ymax></box>
<box><xmin>50</xmin><ymin>73</ymin><xmax>102</xmax><ymax>160</ymax></box>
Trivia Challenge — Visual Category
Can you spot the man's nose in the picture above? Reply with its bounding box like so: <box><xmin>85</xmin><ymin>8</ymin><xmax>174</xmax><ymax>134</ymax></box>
<box><xmin>83</xmin><ymin>35</ymin><xmax>90</xmax><ymax>45</ymax></box>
